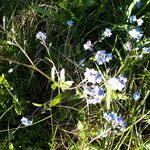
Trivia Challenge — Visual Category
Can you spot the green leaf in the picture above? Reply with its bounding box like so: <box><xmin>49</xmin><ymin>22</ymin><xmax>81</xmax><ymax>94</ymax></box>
<box><xmin>112</xmin><ymin>90</ymin><xmax>118</xmax><ymax>99</ymax></box>
<box><xmin>51</xmin><ymin>82</ymin><xmax>58</xmax><ymax>90</ymax></box>
<box><xmin>118</xmin><ymin>94</ymin><xmax>128</xmax><ymax>100</ymax></box>
<box><xmin>13</xmin><ymin>95</ymin><xmax>19</xmax><ymax>103</ymax></box>
<box><xmin>14</xmin><ymin>103</ymin><xmax>21</xmax><ymax>115</ymax></box>
<box><xmin>49</xmin><ymin>94</ymin><xmax>65</xmax><ymax>107</ymax></box>
<box><xmin>67</xmin><ymin>94</ymin><xmax>84</xmax><ymax>101</ymax></box>
<box><xmin>30</xmin><ymin>5</ymin><xmax>51</xmax><ymax>17</ymax></box>
<box><xmin>0</xmin><ymin>74</ymin><xmax>10</xmax><ymax>88</ymax></box>
<box><xmin>9</xmin><ymin>142</ymin><xmax>15</xmax><ymax>150</ymax></box>
<box><xmin>13</xmin><ymin>96</ymin><xmax>21</xmax><ymax>115</ymax></box>
<box><xmin>77</xmin><ymin>121</ymin><xmax>86</xmax><ymax>140</ymax></box>
<box><xmin>126</xmin><ymin>1</ymin><xmax>136</xmax><ymax>21</ymax></box>
<box><xmin>105</xmin><ymin>84</ymin><xmax>113</xmax><ymax>110</ymax></box>
<box><xmin>32</xmin><ymin>102</ymin><xmax>44</xmax><ymax>107</ymax></box>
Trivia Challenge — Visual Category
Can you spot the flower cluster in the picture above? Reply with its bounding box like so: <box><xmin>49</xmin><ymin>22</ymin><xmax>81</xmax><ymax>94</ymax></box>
<box><xmin>95</xmin><ymin>50</ymin><xmax>112</xmax><ymax>65</ymax></box>
<box><xmin>108</xmin><ymin>75</ymin><xmax>127</xmax><ymax>91</ymax></box>
<box><xmin>21</xmin><ymin>117</ymin><xmax>33</xmax><ymax>126</ymax></box>
<box><xmin>128</xmin><ymin>14</ymin><xmax>144</xmax><ymax>41</ymax></box>
<box><xmin>83</xmin><ymin>68</ymin><xmax>105</xmax><ymax>105</ymax></box>
<box><xmin>80</xmin><ymin>28</ymin><xmax>128</xmax><ymax>132</ymax></box>
<box><xmin>104</xmin><ymin>112</ymin><xmax>126</xmax><ymax>131</ymax></box>
<box><xmin>130</xmin><ymin>15</ymin><xmax>143</xmax><ymax>26</ymax></box>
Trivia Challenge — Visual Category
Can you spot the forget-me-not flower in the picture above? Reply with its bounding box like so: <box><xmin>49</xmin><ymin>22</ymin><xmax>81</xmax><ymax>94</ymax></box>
<box><xmin>36</xmin><ymin>31</ymin><xmax>47</xmax><ymax>41</ymax></box>
<box><xmin>83</xmin><ymin>40</ymin><xmax>93</xmax><ymax>51</ymax></box>
<box><xmin>124</xmin><ymin>41</ymin><xmax>132</xmax><ymax>51</ymax></box>
<box><xmin>102</xmin><ymin>28</ymin><xmax>112</xmax><ymax>37</ymax></box>
<box><xmin>137</xmin><ymin>18</ymin><xmax>143</xmax><ymax>26</ymax></box>
<box><xmin>103</xmin><ymin>112</ymin><xmax>126</xmax><ymax>131</ymax></box>
<box><xmin>95</xmin><ymin>50</ymin><xmax>112</xmax><ymax>65</ymax></box>
<box><xmin>128</xmin><ymin>28</ymin><xmax>143</xmax><ymax>40</ymax></box>
<box><xmin>133</xmin><ymin>91</ymin><xmax>141</xmax><ymax>101</ymax></box>
<box><xmin>84</xmin><ymin>86</ymin><xmax>105</xmax><ymax>105</ymax></box>
<box><xmin>21</xmin><ymin>117</ymin><xmax>33</xmax><ymax>126</ymax></box>
<box><xmin>135</xmin><ymin>0</ymin><xmax>142</xmax><ymax>8</ymax></box>
<box><xmin>84</xmin><ymin>86</ymin><xmax>105</xmax><ymax>97</ymax></box>
<box><xmin>130</xmin><ymin>15</ymin><xmax>137</xmax><ymax>23</ymax></box>
<box><xmin>67</xmin><ymin>20</ymin><xmax>74</xmax><ymax>27</ymax></box>
<box><xmin>108</xmin><ymin>75</ymin><xmax>127</xmax><ymax>91</ymax></box>
<box><xmin>84</xmin><ymin>68</ymin><xmax>102</xmax><ymax>84</ymax></box>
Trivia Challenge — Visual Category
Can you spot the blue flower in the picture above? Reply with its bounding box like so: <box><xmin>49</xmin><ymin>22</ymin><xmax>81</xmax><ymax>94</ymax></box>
<box><xmin>92</xmin><ymin>86</ymin><xmax>105</xmax><ymax>97</ymax></box>
<box><xmin>133</xmin><ymin>91</ymin><xmax>141</xmax><ymax>101</ymax></box>
<box><xmin>136</xmin><ymin>1</ymin><xmax>142</xmax><ymax>8</ymax></box>
<box><xmin>95</xmin><ymin>50</ymin><xmax>112</xmax><ymax>65</ymax></box>
<box><xmin>84</xmin><ymin>86</ymin><xmax>105</xmax><ymax>105</ymax></box>
<box><xmin>130</xmin><ymin>15</ymin><xmax>137</xmax><ymax>23</ymax></box>
<box><xmin>67</xmin><ymin>20</ymin><xmax>74</xmax><ymax>27</ymax></box>
<box><xmin>21</xmin><ymin>117</ymin><xmax>33</xmax><ymax>126</ymax></box>
<box><xmin>84</xmin><ymin>86</ymin><xmax>105</xmax><ymax>97</ymax></box>
<box><xmin>104</xmin><ymin>112</ymin><xmax>112</xmax><ymax>121</ymax></box>
<box><xmin>117</xmin><ymin>75</ymin><xmax>127</xmax><ymax>85</ymax></box>
<box><xmin>36</xmin><ymin>31</ymin><xmax>47</xmax><ymax>41</ymax></box>
<box><xmin>103</xmin><ymin>112</ymin><xmax>126</xmax><ymax>131</ymax></box>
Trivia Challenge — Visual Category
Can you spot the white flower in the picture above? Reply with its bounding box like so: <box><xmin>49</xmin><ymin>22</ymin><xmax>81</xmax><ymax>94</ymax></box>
<box><xmin>83</xmin><ymin>40</ymin><xmax>93</xmax><ymax>50</ymax></box>
<box><xmin>8</xmin><ymin>68</ymin><xmax>14</xmax><ymax>73</ymax></box>
<box><xmin>137</xmin><ymin>18</ymin><xmax>143</xmax><ymax>26</ymax></box>
<box><xmin>130</xmin><ymin>15</ymin><xmax>137</xmax><ymax>23</ymax></box>
<box><xmin>128</xmin><ymin>28</ymin><xmax>143</xmax><ymax>40</ymax></box>
<box><xmin>84</xmin><ymin>68</ymin><xmax>102</xmax><ymax>84</ymax></box>
<box><xmin>102</xmin><ymin>28</ymin><xmax>112</xmax><ymax>37</ymax></box>
<box><xmin>139</xmin><ymin>54</ymin><xmax>143</xmax><ymax>58</ymax></box>
<box><xmin>21</xmin><ymin>117</ymin><xmax>33</xmax><ymax>126</ymax></box>
<box><xmin>108</xmin><ymin>76</ymin><xmax>127</xmax><ymax>91</ymax></box>
<box><xmin>36</xmin><ymin>31</ymin><xmax>47</xmax><ymax>41</ymax></box>
<box><xmin>124</xmin><ymin>41</ymin><xmax>132</xmax><ymax>51</ymax></box>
